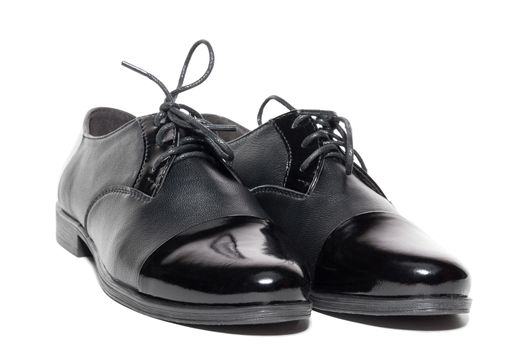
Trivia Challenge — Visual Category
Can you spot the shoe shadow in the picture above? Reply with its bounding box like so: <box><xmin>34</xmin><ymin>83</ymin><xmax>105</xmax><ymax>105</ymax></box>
<box><xmin>188</xmin><ymin>319</ymin><xmax>310</xmax><ymax>336</ymax></box>
<box><xmin>316</xmin><ymin>310</ymin><xmax>469</xmax><ymax>331</ymax></box>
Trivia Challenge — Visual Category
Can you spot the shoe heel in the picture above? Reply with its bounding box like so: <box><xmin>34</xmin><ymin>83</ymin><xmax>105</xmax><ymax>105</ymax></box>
<box><xmin>56</xmin><ymin>207</ymin><xmax>91</xmax><ymax>258</ymax></box>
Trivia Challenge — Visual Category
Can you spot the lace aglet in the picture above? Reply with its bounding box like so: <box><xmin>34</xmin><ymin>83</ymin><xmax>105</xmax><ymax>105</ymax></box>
<box><xmin>121</xmin><ymin>60</ymin><xmax>173</xmax><ymax>101</ymax></box>
<box><xmin>121</xmin><ymin>61</ymin><xmax>140</xmax><ymax>71</ymax></box>
<box><xmin>121</xmin><ymin>61</ymin><xmax>153</xmax><ymax>79</ymax></box>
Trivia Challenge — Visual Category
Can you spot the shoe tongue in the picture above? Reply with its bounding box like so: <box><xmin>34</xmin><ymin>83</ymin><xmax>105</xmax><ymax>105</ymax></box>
<box><xmin>272</xmin><ymin>111</ymin><xmax>322</xmax><ymax>193</ymax></box>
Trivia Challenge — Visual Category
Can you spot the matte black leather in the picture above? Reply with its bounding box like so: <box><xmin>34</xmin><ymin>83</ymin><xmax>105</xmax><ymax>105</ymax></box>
<box><xmin>253</xmin><ymin>160</ymin><xmax>394</xmax><ymax>272</ymax></box>
<box><xmin>58</xmin><ymin>109</ymin><xmax>309</xmax><ymax>305</ymax></box>
<box><xmin>229</xmin><ymin>123</ymin><xmax>289</xmax><ymax>189</ymax></box>
<box><xmin>58</xmin><ymin>108</ymin><xmax>144</xmax><ymax>223</ymax></box>
<box><xmin>87</xmin><ymin>156</ymin><xmax>268</xmax><ymax>287</ymax></box>
<box><xmin>225</xmin><ymin>111</ymin><xmax>471</xmax><ymax>299</ymax></box>
<box><xmin>229</xmin><ymin>112</ymin><xmax>324</xmax><ymax>193</ymax></box>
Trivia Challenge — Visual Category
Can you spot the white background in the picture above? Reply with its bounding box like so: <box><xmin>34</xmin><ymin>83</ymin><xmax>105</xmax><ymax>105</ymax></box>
<box><xmin>1</xmin><ymin>0</ymin><xmax>524</xmax><ymax>348</ymax></box>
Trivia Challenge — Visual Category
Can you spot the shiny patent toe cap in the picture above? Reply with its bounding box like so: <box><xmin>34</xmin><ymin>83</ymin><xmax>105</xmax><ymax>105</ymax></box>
<box><xmin>313</xmin><ymin>212</ymin><xmax>471</xmax><ymax>297</ymax></box>
<box><xmin>139</xmin><ymin>217</ymin><xmax>309</xmax><ymax>304</ymax></box>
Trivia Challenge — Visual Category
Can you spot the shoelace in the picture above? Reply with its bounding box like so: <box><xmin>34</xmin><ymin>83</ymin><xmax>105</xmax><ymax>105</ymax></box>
<box><xmin>122</xmin><ymin>40</ymin><xmax>236</xmax><ymax>172</ymax></box>
<box><xmin>257</xmin><ymin>95</ymin><xmax>367</xmax><ymax>175</ymax></box>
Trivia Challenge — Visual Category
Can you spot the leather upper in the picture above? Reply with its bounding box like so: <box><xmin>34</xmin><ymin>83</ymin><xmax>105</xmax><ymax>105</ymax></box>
<box><xmin>58</xmin><ymin>109</ymin><xmax>309</xmax><ymax>304</ymax></box>
<box><xmin>140</xmin><ymin>217</ymin><xmax>307</xmax><ymax>304</ymax></box>
<box><xmin>230</xmin><ymin>123</ymin><xmax>289</xmax><ymax>189</ymax></box>
<box><xmin>227</xmin><ymin>111</ymin><xmax>471</xmax><ymax>297</ymax></box>
<box><xmin>58</xmin><ymin>114</ymin><xmax>143</xmax><ymax>223</ymax></box>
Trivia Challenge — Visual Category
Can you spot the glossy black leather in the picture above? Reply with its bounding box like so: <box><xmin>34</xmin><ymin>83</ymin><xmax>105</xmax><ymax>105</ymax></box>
<box><xmin>272</xmin><ymin>112</ymin><xmax>321</xmax><ymax>193</ymax></box>
<box><xmin>314</xmin><ymin>212</ymin><xmax>470</xmax><ymax>296</ymax></box>
<box><xmin>226</xmin><ymin>112</ymin><xmax>471</xmax><ymax>298</ymax></box>
<box><xmin>58</xmin><ymin>108</ymin><xmax>309</xmax><ymax>305</ymax></box>
<box><xmin>140</xmin><ymin>217</ymin><xmax>307</xmax><ymax>304</ymax></box>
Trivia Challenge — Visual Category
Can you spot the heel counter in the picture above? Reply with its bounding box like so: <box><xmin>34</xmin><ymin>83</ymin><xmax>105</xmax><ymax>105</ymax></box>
<box><xmin>57</xmin><ymin>133</ymin><xmax>84</xmax><ymax>217</ymax></box>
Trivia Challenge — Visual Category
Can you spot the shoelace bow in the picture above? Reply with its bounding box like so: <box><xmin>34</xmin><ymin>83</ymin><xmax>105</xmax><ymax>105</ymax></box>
<box><xmin>122</xmin><ymin>40</ymin><xmax>236</xmax><ymax>172</ymax></box>
<box><xmin>257</xmin><ymin>95</ymin><xmax>367</xmax><ymax>175</ymax></box>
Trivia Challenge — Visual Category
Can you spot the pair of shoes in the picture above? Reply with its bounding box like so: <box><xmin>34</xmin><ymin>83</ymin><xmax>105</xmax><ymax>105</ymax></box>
<box><xmin>57</xmin><ymin>40</ymin><xmax>471</xmax><ymax>325</ymax></box>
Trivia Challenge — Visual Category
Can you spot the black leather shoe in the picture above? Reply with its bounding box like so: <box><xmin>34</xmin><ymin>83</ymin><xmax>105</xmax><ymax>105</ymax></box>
<box><xmin>56</xmin><ymin>43</ymin><xmax>310</xmax><ymax>325</ymax></box>
<box><xmin>205</xmin><ymin>95</ymin><xmax>471</xmax><ymax>316</ymax></box>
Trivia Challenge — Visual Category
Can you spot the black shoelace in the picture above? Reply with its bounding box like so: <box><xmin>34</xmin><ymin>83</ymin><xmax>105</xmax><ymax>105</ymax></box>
<box><xmin>122</xmin><ymin>40</ymin><xmax>236</xmax><ymax>172</ymax></box>
<box><xmin>257</xmin><ymin>95</ymin><xmax>367</xmax><ymax>175</ymax></box>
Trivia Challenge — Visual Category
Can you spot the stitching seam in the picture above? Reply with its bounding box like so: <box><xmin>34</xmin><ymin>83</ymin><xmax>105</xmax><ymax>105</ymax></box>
<box><xmin>229</xmin><ymin>123</ymin><xmax>269</xmax><ymax>146</ymax></box>
<box><xmin>271</xmin><ymin>120</ymin><xmax>292</xmax><ymax>187</ymax></box>
<box><xmin>84</xmin><ymin>186</ymin><xmax>152</xmax><ymax>227</ymax></box>
<box><xmin>252</xmin><ymin>186</ymin><xmax>307</xmax><ymax>199</ymax></box>
<box><xmin>133</xmin><ymin>117</ymin><xmax>149</xmax><ymax>188</ymax></box>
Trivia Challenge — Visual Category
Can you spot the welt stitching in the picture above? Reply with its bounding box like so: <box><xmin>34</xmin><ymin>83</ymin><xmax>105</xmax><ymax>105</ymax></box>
<box><xmin>271</xmin><ymin>120</ymin><xmax>292</xmax><ymax>187</ymax></box>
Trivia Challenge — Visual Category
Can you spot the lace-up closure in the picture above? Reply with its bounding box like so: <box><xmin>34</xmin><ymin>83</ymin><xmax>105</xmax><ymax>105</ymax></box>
<box><xmin>257</xmin><ymin>95</ymin><xmax>366</xmax><ymax>176</ymax></box>
<box><xmin>122</xmin><ymin>40</ymin><xmax>235</xmax><ymax>172</ymax></box>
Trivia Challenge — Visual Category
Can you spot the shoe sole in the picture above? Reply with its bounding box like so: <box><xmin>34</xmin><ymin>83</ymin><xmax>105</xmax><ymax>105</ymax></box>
<box><xmin>310</xmin><ymin>292</ymin><xmax>471</xmax><ymax>316</ymax></box>
<box><xmin>56</xmin><ymin>206</ymin><xmax>312</xmax><ymax>325</ymax></box>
